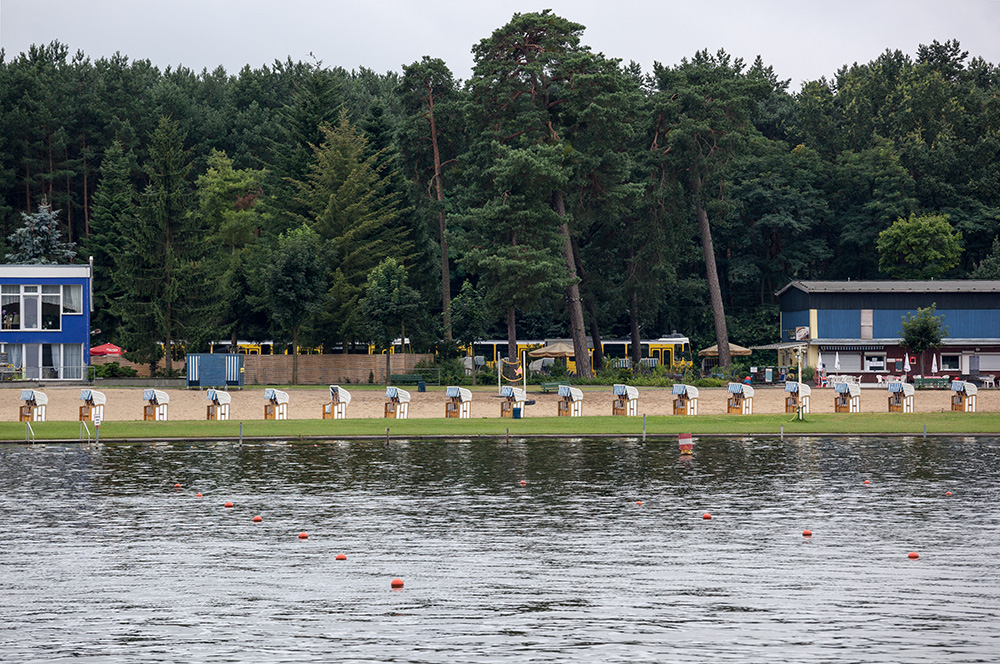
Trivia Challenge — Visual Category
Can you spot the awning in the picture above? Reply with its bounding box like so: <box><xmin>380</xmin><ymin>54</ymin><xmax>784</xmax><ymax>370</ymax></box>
<box><xmin>90</xmin><ymin>343</ymin><xmax>123</xmax><ymax>356</ymax></box>
<box><xmin>819</xmin><ymin>344</ymin><xmax>884</xmax><ymax>351</ymax></box>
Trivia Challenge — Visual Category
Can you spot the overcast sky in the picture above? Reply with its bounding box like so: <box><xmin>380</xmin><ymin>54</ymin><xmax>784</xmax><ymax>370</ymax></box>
<box><xmin>3</xmin><ymin>0</ymin><xmax>999</xmax><ymax>89</ymax></box>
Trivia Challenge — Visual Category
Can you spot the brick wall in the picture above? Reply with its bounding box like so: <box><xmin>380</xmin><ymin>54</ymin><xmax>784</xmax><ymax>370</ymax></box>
<box><xmin>243</xmin><ymin>353</ymin><xmax>434</xmax><ymax>385</ymax></box>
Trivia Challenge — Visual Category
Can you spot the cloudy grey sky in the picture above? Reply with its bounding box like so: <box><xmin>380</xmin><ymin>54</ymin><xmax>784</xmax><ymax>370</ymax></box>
<box><xmin>3</xmin><ymin>0</ymin><xmax>999</xmax><ymax>89</ymax></box>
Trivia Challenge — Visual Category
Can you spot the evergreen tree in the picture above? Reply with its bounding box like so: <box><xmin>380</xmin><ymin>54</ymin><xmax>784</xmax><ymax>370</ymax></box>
<box><xmin>5</xmin><ymin>200</ymin><xmax>76</xmax><ymax>264</ymax></box>
<box><xmin>360</xmin><ymin>257</ymin><xmax>422</xmax><ymax>384</ymax></box>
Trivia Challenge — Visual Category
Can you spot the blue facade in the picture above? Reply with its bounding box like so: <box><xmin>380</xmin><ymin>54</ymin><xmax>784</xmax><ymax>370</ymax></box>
<box><xmin>0</xmin><ymin>264</ymin><xmax>92</xmax><ymax>380</ymax></box>
<box><xmin>782</xmin><ymin>308</ymin><xmax>1000</xmax><ymax>340</ymax></box>
<box><xmin>781</xmin><ymin>310</ymin><xmax>809</xmax><ymax>341</ymax></box>
<box><xmin>186</xmin><ymin>353</ymin><xmax>244</xmax><ymax>388</ymax></box>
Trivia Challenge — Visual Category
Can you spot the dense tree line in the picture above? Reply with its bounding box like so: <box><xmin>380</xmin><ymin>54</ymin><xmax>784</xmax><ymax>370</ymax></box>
<box><xmin>2</xmin><ymin>12</ymin><xmax>998</xmax><ymax>376</ymax></box>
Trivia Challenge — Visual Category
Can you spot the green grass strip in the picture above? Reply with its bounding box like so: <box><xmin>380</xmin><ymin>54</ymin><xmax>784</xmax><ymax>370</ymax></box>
<box><xmin>4</xmin><ymin>412</ymin><xmax>1000</xmax><ymax>441</ymax></box>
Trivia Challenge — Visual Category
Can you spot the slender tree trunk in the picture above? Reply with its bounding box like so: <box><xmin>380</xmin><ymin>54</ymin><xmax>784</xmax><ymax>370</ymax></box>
<box><xmin>292</xmin><ymin>326</ymin><xmax>300</xmax><ymax>385</ymax></box>
<box><xmin>164</xmin><ymin>312</ymin><xmax>173</xmax><ymax>376</ymax></box>
<box><xmin>506</xmin><ymin>306</ymin><xmax>517</xmax><ymax>363</ymax></box>
<box><xmin>629</xmin><ymin>287</ymin><xmax>642</xmax><ymax>369</ymax></box>
<box><xmin>83</xmin><ymin>133</ymin><xmax>90</xmax><ymax>237</ymax></box>
<box><xmin>385</xmin><ymin>343</ymin><xmax>391</xmax><ymax>386</ymax></box>
<box><xmin>553</xmin><ymin>191</ymin><xmax>592</xmax><ymax>379</ymax></box>
<box><xmin>693</xmin><ymin>176</ymin><xmax>731</xmax><ymax>368</ymax></box>
<box><xmin>571</xmin><ymin>236</ymin><xmax>603</xmax><ymax>372</ymax></box>
<box><xmin>427</xmin><ymin>87</ymin><xmax>452</xmax><ymax>343</ymax></box>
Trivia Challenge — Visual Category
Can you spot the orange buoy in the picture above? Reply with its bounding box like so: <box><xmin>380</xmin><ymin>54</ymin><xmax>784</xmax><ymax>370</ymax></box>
<box><xmin>803</xmin><ymin>529</ymin><xmax>813</xmax><ymax>537</ymax></box>
<box><xmin>224</xmin><ymin>501</ymin><xmax>234</xmax><ymax>508</ymax></box>
<box><xmin>252</xmin><ymin>515</ymin><xmax>263</xmax><ymax>523</ymax></box>
<box><xmin>864</xmin><ymin>480</ymin><xmax>871</xmax><ymax>485</ymax></box>
<box><xmin>702</xmin><ymin>513</ymin><xmax>712</xmax><ymax>520</ymax></box>
<box><xmin>390</xmin><ymin>578</ymin><xmax>404</xmax><ymax>588</ymax></box>
<box><xmin>174</xmin><ymin>483</ymin><xmax>182</xmax><ymax>488</ymax></box>
<box><xmin>298</xmin><ymin>532</ymin><xmax>309</xmax><ymax>539</ymax></box>
<box><xmin>908</xmin><ymin>551</ymin><xmax>919</xmax><ymax>559</ymax></box>
<box><xmin>519</xmin><ymin>480</ymin><xmax>527</xmax><ymax>486</ymax></box>
<box><xmin>636</xmin><ymin>500</ymin><xmax>643</xmax><ymax>506</ymax></box>
<box><xmin>195</xmin><ymin>493</ymin><xmax>203</xmax><ymax>498</ymax></box>
<box><xmin>945</xmin><ymin>491</ymin><xmax>952</xmax><ymax>496</ymax></box>
<box><xmin>335</xmin><ymin>554</ymin><xmax>347</xmax><ymax>561</ymax></box>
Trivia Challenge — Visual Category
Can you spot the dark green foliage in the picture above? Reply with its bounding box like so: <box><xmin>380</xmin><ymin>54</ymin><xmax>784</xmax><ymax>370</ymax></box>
<box><xmin>900</xmin><ymin>303</ymin><xmax>949</xmax><ymax>375</ymax></box>
<box><xmin>5</xmin><ymin>203</ymin><xmax>76</xmax><ymax>264</ymax></box>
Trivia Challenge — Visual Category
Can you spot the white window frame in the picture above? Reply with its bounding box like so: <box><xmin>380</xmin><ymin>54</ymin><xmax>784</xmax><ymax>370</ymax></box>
<box><xmin>864</xmin><ymin>352</ymin><xmax>887</xmax><ymax>372</ymax></box>
<box><xmin>0</xmin><ymin>284</ymin><xmax>66</xmax><ymax>331</ymax></box>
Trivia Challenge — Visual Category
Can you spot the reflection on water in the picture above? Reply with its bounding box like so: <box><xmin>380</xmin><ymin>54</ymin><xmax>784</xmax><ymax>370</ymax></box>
<box><xmin>1</xmin><ymin>437</ymin><xmax>998</xmax><ymax>663</ymax></box>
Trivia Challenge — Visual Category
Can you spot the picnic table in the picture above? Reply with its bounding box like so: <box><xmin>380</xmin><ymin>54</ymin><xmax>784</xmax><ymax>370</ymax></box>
<box><xmin>913</xmin><ymin>377</ymin><xmax>951</xmax><ymax>389</ymax></box>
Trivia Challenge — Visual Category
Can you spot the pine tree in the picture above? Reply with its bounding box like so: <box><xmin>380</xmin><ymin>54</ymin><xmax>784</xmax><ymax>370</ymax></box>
<box><xmin>5</xmin><ymin>199</ymin><xmax>76</xmax><ymax>264</ymax></box>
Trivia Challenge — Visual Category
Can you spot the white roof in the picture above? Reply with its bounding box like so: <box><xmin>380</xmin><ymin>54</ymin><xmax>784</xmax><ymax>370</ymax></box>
<box><xmin>143</xmin><ymin>389</ymin><xmax>169</xmax><ymax>404</ymax></box>
<box><xmin>330</xmin><ymin>385</ymin><xmax>352</xmax><ymax>405</ymax></box>
<box><xmin>558</xmin><ymin>385</ymin><xmax>583</xmax><ymax>401</ymax></box>
<box><xmin>206</xmin><ymin>389</ymin><xmax>232</xmax><ymax>404</ymax></box>
<box><xmin>888</xmin><ymin>381</ymin><xmax>915</xmax><ymax>397</ymax></box>
<box><xmin>446</xmin><ymin>386</ymin><xmax>472</xmax><ymax>402</ymax></box>
<box><xmin>264</xmin><ymin>388</ymin><xmax>289</xmax><ymax>404</ymax></box>
<box><xmin>385</xmin><ymin>386</ymin><xmax>411</xmax><ymax>403</ymax></box>
<box><xmin>21</xmin><ymin>389</ymin><xmax>48</xmax><ymax>405</ymax></box>
<box><xmin>0</xmin><ymin>264</ymin><xmax>90</xmax><ymax>278</ymax></box>
<box><xmin>835</xmin><ymin>382</ymin><xmax>861</xmax><ymax>398</ymax></box>
<box><xmin>952</xmin><ymin>381</ymin><xmax>977</xmax><ymax>395</ymax></box>
<box><xmin>80</xmin><ymin>389</ymin><xmax>106</xmax><ymax>405</ymax></box>
<box><xmin>613</xmin><ymin>384</ymin><xmax>638</xmax><ymax>400</ymax></box>
<box><xmin>500</xmin><ymin>386</ymin><xmax>526</xmax><ymax>402</ymax></box>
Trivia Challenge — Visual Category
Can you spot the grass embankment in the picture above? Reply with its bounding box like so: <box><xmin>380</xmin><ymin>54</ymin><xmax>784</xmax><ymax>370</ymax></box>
<box><xmin>5</xmin><ymin>412</ymin><xmax>1000</xmax><ymax>442</ymax></box>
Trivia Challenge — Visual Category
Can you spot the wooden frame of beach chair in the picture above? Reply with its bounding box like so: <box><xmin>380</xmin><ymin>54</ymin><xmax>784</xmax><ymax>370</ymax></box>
<box><xmin>887</xmin><ymin>381</ymin><xmax>914</xmax><ymax>413</ymax></box>
<box><xmin>79</xmin><ymin>389</ymin><xmax>106</xmax><ymax>422</ymax></box>
<box><xmin>143</xmin><ymin>389</ymin><xmax>169</xmax><ymax>421</ymax></box>
<box><xmin>672</xmin><ymin>385</ymin><xmax>699</xmax><ymax>415</ymax></box>
<box><xmin>950</xmin><ymin>381</ymin><xmax>977</xmax><ymax>412</ymax></box>
<box><xmin>385</xmin><ymin>386</ymin><xmax>410</xmax><ymax>419</ymax></box>
<box><xmin>264</xmin><ymin>388</ymin><xmax>288</xmax><ymax>420</ymax></box>
<box><xmin>206</xmin><ymin>389</ymin><xmax>231</xmax><ymax>421</ymax></box>
<box><xmin>612</xmin><ymin>384</ymin><xmax>638</xmax><ymax>416</ymax></box>
<box><xmin>323</xmin><ymin>385</ymin><xmax>351</xmax><ymax>419</ymax></box>
<box><xmin>727</xmin><ymin>383</ymin><xmax>754</xmax><ymax>414</ymax></box>
<box><xmin>784</xmin><ymin>382</ymin><xmax>811</xmax><ymax>414</ymax></box>
<box><xmin>20</xmin><ymin>389</ymin><xmax>48</xmax><ymax>422</ymax></box>
<box><xmin>558</xmin><ymin>385</ymin><xmax>583</xmax><ymax>417</ymax></box>
<box><xmin>445</xmin><ymin>386</ymin><xmax>472</xmax><ymax>418</ymax></box>
<box><xmin>500</xmin><ymin>386</ymin><xmax>526</xmax><ymax>418</ymax></box>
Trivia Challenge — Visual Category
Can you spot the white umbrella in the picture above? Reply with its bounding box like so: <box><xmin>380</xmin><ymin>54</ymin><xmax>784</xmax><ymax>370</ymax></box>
<box><xmin>931</xmin><ymin>354</ymin><xmax>938</xmax><ymax>375</ymax></box>
<box><xmin>817</xmin><ymin>351</ymin><xmax>824</xmax><ymax>372</ymax></box>
<box><xmin>904</xmin><ymin>354</ymin><xmax>911</xmax><ymax>373</ymax></box>
<box><xmin>834</xmin><ymin>351</ymin><xmax>841</xmax><ymax>371</ymax></box>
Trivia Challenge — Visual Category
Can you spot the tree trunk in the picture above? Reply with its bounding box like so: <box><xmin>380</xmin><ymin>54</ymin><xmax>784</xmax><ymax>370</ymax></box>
<box><xmin>629</xmin><ymin>288</ymin><xmax>642</xmax><ymax>369</ymax></box>
<box><xmin>506</xmin><ymin>306</ymin><xmax>517</xmax><ymax>363</ymax></box>
<box><xmin>586</xmin><ymin>299</ymin><xmax>604</xmax><ymax>373</ymax></box>
<box><xmin>385</xmin><ymin>343</ymin><xmax>391</xmax><ymax>386</ymax></box>
<box><xmin>292</xmin><ymin>326</ymin><xmax>299</xmax><ymax>385</ymax></box>
<box><xmin>164</xmin><ymin>303</ymin><xmax>173</xmax><ymax>375</ymax></box>
<box><xmin>553</xmin><ymin>191</ymin><xmax>592</xmax><ymax>379</ymax></box>
<box><xmin>82</xmin><ymin>132</ymin><xmax>90</xmax><ymax>237</ymax></box>
<box><xmin>694</xmin><ymin>176</ymin><xmax>731</xmax><ymax>368</ymax></box>
<box><xmin>427</xmin><ymin>88</ymin><xmax>452</xmax><ymax>343</ymax></box>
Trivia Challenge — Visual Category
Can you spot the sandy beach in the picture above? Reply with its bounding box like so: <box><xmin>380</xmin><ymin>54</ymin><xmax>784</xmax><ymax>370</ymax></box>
<box><xmin>4</xmin><ymin>384</ymin><xmax>997</xmax><ymax>422</ymax></box>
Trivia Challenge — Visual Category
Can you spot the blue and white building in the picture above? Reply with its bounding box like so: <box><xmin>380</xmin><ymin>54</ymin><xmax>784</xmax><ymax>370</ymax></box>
<box><xmin>0</xmin><ymin>264</ymin><xmax>92</xmax><ymax>380</ymax></box>
<box><xmin>774</xmin><ymin>280</ymin><xmax>1000</xmax><ymax>382</ymax></box>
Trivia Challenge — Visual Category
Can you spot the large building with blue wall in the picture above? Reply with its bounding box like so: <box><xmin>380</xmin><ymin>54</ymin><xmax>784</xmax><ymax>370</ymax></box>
<box><xmin>1</xmin><ymin>264</ymin><xmax>92</xmax><ymax>380</ymax></box>
<box><xmin>775</xmin><ymin>280</ymin><xmax>1000</xmax><ymax>382</ymax></box>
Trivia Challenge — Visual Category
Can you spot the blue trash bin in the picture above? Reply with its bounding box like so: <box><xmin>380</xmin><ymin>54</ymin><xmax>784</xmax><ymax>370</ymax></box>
<box><xmin>512</xmin><ymin>407</ymin><xmax>521</xmax><ymax>419</ymax></box>
<box><xmin>418</xmin><ymin>381</ymin><xmax>426</xmax><ymax>392</ymax></box>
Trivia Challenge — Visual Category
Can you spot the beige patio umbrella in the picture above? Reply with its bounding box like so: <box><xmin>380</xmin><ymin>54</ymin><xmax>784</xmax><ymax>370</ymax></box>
<box><xmin>528</xmin><ymin>341</ymin><xmax>576</xmax><ymax>357</ymax></box>
<box><xmin>697</xmin><ymin>343</ymin><xmax>752</xmax><ymax>357</ymax></box>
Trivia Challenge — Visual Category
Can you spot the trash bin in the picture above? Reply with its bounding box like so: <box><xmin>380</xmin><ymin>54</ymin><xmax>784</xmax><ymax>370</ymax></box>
<box><xmin>512</xmin><ymin>407</ymin><xmax>521</xmax><ymax>419</ymax></box>
<box><xmin>418</xmin><ymin>381</ymin><xmax>426</xmax><ymax>393</ymax></box>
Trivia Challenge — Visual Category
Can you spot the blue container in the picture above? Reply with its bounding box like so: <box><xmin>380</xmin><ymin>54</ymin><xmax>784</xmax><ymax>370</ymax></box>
<box><xmin>187</xmin><ymin>353</ymin><xmax>244</xmax><ymax>388</ymax></box>
<box><xmin>418</xmin><ymin>381</ymin><xmax>426</xmax><ymax>392</ymax></box>
<box><xmin>512</xmin><ymin>407</ymin><xmax>522</xmax><ymax>419</ymax></box>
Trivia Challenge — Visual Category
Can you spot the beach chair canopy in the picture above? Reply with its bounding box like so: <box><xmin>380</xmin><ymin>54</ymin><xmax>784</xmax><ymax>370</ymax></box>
<box><xmin>143</xmin><ymin>388</ymin><xmax>169</xmax><ymax>404</ymax></box>
<box><xmin>80</xmin><ymin>389</ymin><xmax>106</xmax><ymax>405</ymax></box>
<box><xmin>330</xmin><ymin>385</ymin><xmax>352</xmax><ymax>405</ymax></box>
<box><xmin>385</xmin><ymin>386</ymin><xmax>411</xmax><ymax>403</ymax></box>
<box><xmin>500</xmin><ymin>386</ymin><xmax>526</xmax><ymax>401</ymax></box>
<box><xmin>613</xmin><ymin>384</ymin><xmax>639</xmax><ymax>400</ymax></box>
<box><xmin>446</xmin><ymin>386</ymin><xmax>472</xmax><ymax>402</ymax></box>
<box><xmin>784</xmin><ymin>382</ymin><xmax>811</xmax><ymax>396</ymax></box>
<box><xmin>888</xmin><ymin>381</ymin><xmax>915</xmax><ymax>397</ymax></box>
<box><xmin>206</xmin><ymin>389</ymin><xmax>232</xmax><ymax>405</ymax></box>
<box><xmin>727</xmin><ymin>383</ymin><xmax>754</xmax><ymax>398</ymax></box>
<box><xmin>21</xmin><ymin>389</ymin><xmax>48</xmax><ymax>405</ymax></box>
<box><xmin>558</xmin><ymin>385</ymin><xmax>583</xmax><ymax>401</ymax></box>
<box><xmin>264</xmin><ymin>388</ymin><xmax>289</xmax><ymax>404</ymax></box>
<box><xmin>834</xmin><ymin>382</ymin><xmax>861</xmax><ymax>398</ymax></box>
<box><xmin>952</xmin><ymin>380</ymin><xmax>977</xmax><ymax>396</ymax></box>
<box><xmin>672</xmin><ymin>384</ymin><xmax>699</xmax><ymax>399</ymax></box>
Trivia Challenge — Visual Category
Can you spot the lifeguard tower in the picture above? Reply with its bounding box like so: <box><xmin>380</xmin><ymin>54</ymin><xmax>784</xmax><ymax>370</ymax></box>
<box><xmin>500</xmin><ymin>386</ymin><xmax>526</xmax><ymax>418</ymax></box>
<box><xmin>445</xmin><ymin>386</ymin><xmax>472</xmax><ymax>418</ymax></box>
<box><xmin>143</xmin><ymin>389</ymin><xmax>169</xmax><ymax>421</ymax></box>
<box><xmin>887</xmin><ymin>381</ymin><xmax>915</xmax><ymax>413</ymax></box>
<box><xmin>385</xmin><ymin>386</ymin><xmax>410</xmax><ymax>419</ymax></box>
<box><xmin>264</xmin><ymin>388</ymin><xmax>289</xmax><ymax>420</ymax></box>
<box><xmin>672</xmin><ymin>384</ymin><xmax>699</xmax><ymax>415</ymax></box>
<box><xmin>951</xmin><ymin>380</ymin><xmax>977</xmax><ymax>412</ymax></box>
<box><xmin>727</xmin><ymin>383</ymin><xmax>754</xmax><ymax>414</ymax></box>
<box><xmin>206</xmin><ymin>389</ymin><xmax>231</xmax><ymax>420</ymax></box>
<box><xmin>323</xmin><ymin>385</ymin><xmax>351</xmax><ymax>419</ymax></box>
<box><xmin>834</xmin><ymin>381</ymin><xmax>861</xmax><ymax>413</ymax></box>
<box><xmin>784</xmin><ymin>382</ymin><xmax>811</xmax><ymax>414</ymax></box>
<box><xmin>79</xmin><ymin>389</ymin><xmax>106</xmax><ymax>422</ymax></box>
<box><xmin>558</xmin><ymin>385</ymin><xmax>583</xmax><ymax>417</ymax></box>
<box><xmin>20</xmin><ymin>389</ymin><xmax>47</xmax><ymax>422</ymax></box>
<box><xmin>612</xmin><ymin>384</ymin><xmax>638</xmax><ymax>416</ymax></box>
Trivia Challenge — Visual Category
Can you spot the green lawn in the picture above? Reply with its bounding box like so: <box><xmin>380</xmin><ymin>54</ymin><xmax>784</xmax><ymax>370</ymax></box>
<box><xmin>5</xmin><ymin>412</ymin><xmax>1000</xmax><ymax>442</ymax></box>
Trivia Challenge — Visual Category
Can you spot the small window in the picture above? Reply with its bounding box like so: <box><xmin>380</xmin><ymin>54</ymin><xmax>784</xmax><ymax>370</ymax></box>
<box><xmin>941</xmin><ymin>355</ymin><xmax>960</xmax><ymax>371</ymax></box>
<box><xmin>861</xmin><ymin>309</ymin><xmax>873</xmax><ymax>340</ymax></box>
<box><xmin>864</xmin><ymin>353</ymin><xmax>886</xmax><ymax>372</ymax></box>
<box><xmin>62</xmin><ymin>285</ymin><xmax>83</xmax><ymax>314</ymax></box>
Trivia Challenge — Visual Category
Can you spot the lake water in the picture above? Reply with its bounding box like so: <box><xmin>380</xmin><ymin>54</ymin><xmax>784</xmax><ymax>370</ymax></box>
<box><xmin>1</xmin><ymin>436</ymin><xmax>998</xmax><ymax>663</ymax></box>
